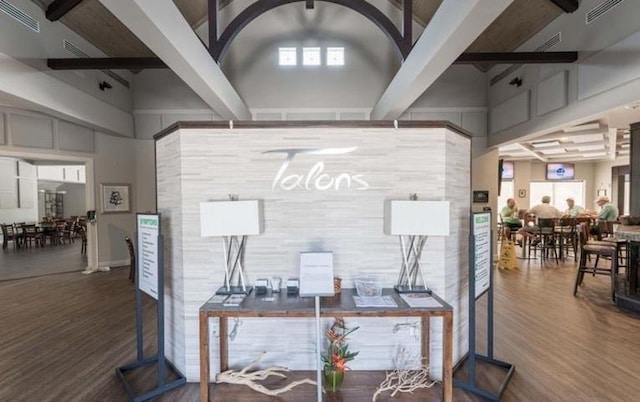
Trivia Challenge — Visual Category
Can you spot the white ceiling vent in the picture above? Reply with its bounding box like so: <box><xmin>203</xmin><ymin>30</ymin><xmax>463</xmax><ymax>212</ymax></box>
<box><xmin>63</xmin><ymin>40</ymin><xmax>130</xmax><ymax>88</ymax></box>
<box><xmin>586</xmin><ymin>0</ymin><xmax>624</xmax><ymax>24</ymax></box>
<box><xmin>0</xmin><ymin>0</ymin><xmax>40</xmax><ymax>32</ymax></box>
<box><xmin>490</xmin><ymin>33</ymin><xmax>561</xmax><ymax>86</ymax></box>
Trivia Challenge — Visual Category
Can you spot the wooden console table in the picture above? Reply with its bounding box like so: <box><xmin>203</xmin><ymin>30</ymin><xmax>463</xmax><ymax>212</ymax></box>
<box><xmin>199</xmin><ymin>288</ymin><xmax>453</xmax><ymax>402</ymax></box>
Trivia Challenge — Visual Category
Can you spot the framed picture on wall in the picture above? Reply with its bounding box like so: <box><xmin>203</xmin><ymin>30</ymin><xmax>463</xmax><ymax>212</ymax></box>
<box><xmin>101</xmin><ymin>183</ymin><xmax>131</xmax><ymax>213</ymax></box>
<box><xmin>518</xmin><ymin>189</ymin><xmax>526</xmax><ymax>198</ymax></box>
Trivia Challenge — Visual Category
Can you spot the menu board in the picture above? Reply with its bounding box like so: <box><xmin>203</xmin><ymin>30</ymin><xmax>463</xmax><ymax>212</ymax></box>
<box><xmin>473</xmin><ymin>212</ymin><xmax>491</xmax><ymax>299</ymax></box>
<box><xmin>137</xmin><ymin>214</ymin><xmax>160</xmax><ymax>300</ymax></box>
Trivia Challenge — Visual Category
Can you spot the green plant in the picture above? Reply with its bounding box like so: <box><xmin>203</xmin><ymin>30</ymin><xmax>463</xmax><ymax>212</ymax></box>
<box><xmin>322</xmin><ymin>317</ymin><xmax>359</xmax><ymax>373</ymax></box>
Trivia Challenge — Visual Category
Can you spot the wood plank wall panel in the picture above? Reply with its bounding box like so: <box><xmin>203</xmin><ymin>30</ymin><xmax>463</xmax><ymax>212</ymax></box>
<box><xmin>156</xmin><ymin>132</ymin><xmax>187</xmax><ymax>372</ymax></box>
<box><xmin>157</xmin><ymin>126</ymin><xmax>470</xmax><ymax>381</ymax></box>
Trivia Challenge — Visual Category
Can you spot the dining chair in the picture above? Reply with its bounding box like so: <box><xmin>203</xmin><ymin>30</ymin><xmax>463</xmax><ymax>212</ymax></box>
<box><xmin>574</xmin><ymin>223</ymin><xmax>618</xmax><ymax>301</ymax></box>
<box><xmin>125</xmin><ymin>236</ymin><xmax>136</xmax><ymax>283</ymax></box>
<box><xmin>556</xmin><ymin>217</ymin><xmax>577</xmax><ymax>262</ymax></box>
<box><xmin>1</xmin><ymin>224</ymin><xmax>18</xmax><ymax>250</ymax></box>
<box><xmin>528</xmin><ymin>218</ymin><xmax>558</xmax><ymax>264</ymax></box>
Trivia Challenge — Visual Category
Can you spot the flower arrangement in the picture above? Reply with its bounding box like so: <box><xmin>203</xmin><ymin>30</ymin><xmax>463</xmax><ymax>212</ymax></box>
<box><xmin>322</xmin><ymin>317</ymin><xmax>359</xmax><ymax>391</ymax></box>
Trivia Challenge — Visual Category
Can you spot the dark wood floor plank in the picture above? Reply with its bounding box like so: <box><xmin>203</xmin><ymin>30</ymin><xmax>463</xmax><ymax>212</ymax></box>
<box><xmin>0</xmin><ymin>257</ymin><xmax>639</xmax><ymax>401</ymax></box>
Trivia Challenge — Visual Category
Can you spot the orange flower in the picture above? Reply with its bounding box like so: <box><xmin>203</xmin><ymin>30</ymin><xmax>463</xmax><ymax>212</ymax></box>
<box><xmin>322</xmin><ymin>317</ymin><xmax>359</xmax><ymax>373</ymax></box>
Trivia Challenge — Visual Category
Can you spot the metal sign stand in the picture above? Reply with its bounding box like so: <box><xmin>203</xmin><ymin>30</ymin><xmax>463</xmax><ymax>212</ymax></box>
<box><xmin>453</xmin><ymin>211</ymin><xmax>515</xmax><ymax>400</ymax></box>
<box><xmin>116</xmin><ymin>214</ymin><xmax>186</xmax><ymax>401</ymax></box>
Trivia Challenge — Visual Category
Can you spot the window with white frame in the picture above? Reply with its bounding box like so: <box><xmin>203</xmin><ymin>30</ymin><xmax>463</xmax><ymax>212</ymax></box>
<box><xmin>278</xmin><ymin>47</ymin><xmax>297</xmax><ymax>66</ymax></box>
<box><xmin>529</xmin><ymin>181</ymin><xmax>585</xmax><ymax>212</ymax></box>
<box><xmin>302</xmin><ymin>47</ymin><xmax>321</xmax><ymax>66</ymax></box>
<box><xmin>326</xmin><ymin>47</ymin><xmax>344</xmax><ymax>66</ymax></box>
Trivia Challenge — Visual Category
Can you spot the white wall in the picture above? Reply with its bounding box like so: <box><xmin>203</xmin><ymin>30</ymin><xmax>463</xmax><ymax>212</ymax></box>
<box><xmin>487</xmin><ymin>0</ymin><xmax>640</xmax><ymax>145</ymax></box>
<box><xmin>93</xmin><ymin>132</ymin><xmax>137</xmax><ymax>267</ymax></box>
<box><xmin>0</xmin><ymin>157</ymin><xmax>37</xmax><ymax>223</ymax></box>
<box><xmin>0</xmin><ymin>0</ymin><xmax>133</xmax><ymax>113</ymax></box>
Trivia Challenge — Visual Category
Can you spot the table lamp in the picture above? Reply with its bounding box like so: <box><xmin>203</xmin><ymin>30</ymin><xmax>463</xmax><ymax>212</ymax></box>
<box><xmin>384</xmin><ymin>197</ymin><xmax>450</xmax><ymax>293</ymax></box>
<box><xmin>200</xmin><ymin>199</ymin><xmax>264</xmax><ymax>295</ymax></box>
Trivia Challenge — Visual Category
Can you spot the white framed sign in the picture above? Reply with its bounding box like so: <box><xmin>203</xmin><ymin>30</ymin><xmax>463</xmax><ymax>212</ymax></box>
<box><xmin>473</xmin><ymin>212</ymin><xmax>491</xmax><ymax>299</ymax></box>
<box><xmin>299</xmin><ymin>252</ymin><xmax>335</xmax><ymax>297</ymax></box>
<box><xmin>137</xmin><ymin>213</ymin><xmax>160</xmax><ymax>300</ymax></box>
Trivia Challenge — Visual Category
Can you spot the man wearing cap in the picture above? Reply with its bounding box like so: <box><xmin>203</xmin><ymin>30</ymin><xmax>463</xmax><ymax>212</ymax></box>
<box><xmin>593</xmin><ymin>196</ymin><xmax>619</xmax><ymax>221</ymax></box>
<box><xmin>564</xmin><ymin>197</ymin><xmax>584</xmax><ymax>217</ymax></box>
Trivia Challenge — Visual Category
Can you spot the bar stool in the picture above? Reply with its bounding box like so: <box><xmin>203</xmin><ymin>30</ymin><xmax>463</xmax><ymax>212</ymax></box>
<box><xmin>574</xmin><ymin>224</ymin><xmax>618</xmax><ymax>301</ymax></box>
<box><xmin>598</xmin><ymin>221</ymin><xmax>629</xmax><ymax>276</ymax></box>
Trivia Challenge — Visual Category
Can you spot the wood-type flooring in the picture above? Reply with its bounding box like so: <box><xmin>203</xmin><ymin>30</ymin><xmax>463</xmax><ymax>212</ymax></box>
<box><xmin>0</xmin><ymin>257</ymin><xmax>639</xmax><ymax>401</ymax></box>
<box><xmin>0</xmin><ymin>240</ymin><xmax>86</xmax><ymax>281</ymax></box>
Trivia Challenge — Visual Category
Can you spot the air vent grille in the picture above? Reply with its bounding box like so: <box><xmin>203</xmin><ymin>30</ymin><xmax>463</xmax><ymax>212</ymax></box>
<box><xmin>490</xmin><ymin>33</ymin><xmax>562</xmax><ymax>86</ymax></box>
<box><xmin>586</xmin><ymin>0</ymin><xmax>623</xmax><ymax>24</ymax></box>
<box><xmin>63</xmin><ymin>40</ymin><xmax>130</xmax><ymax>88</ymax></box>
<box><xmin>0</xmin><ymin>0</ymin><xmax>39</xmax><ymax>32</ymax></box>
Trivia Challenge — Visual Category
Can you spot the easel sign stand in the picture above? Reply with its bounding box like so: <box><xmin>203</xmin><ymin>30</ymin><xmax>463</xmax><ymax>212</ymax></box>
<box><xmin>299</xmin><ymin>251</ymin><xmax>335</xmax><ymax>402</ymax></box>
<box><xmin>116</xmin><ymin>213</ymin><xmax>186</xmax><ymax>401</ymax></box>
<box><xmin>453</xmin><ymin>211</ymin><xmax>515</xmax><ymax>400</ymax></box>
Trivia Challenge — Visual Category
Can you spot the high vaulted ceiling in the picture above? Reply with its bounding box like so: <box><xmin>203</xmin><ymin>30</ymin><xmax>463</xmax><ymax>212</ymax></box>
<box><xmin>27</xmin><ymin>0</ymin><xmax>611</xmax><ymax>155</ymax></box>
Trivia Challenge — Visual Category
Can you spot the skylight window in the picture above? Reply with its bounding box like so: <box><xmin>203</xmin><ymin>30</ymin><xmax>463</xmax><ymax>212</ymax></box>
<box><xmin>302</xmin><ymin>47</ymin><xmax>321</xmax><ymax>66</ymax></box>
<box><xmin>326</xmin><ymin>47</ymin><xmax>344</xmax><ymax>66</ymax></box>
<box><xmin>279</xmin><ymin>47</ymin><xmax>297</xmax><ymax>66</ymax></box>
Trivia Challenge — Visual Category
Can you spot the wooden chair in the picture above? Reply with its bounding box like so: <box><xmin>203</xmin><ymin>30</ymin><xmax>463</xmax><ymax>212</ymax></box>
<box><xmin>21</xmin><ymin>224</ymin><xmax>43</xmax><ymax>248</ymax></box>
<box><xmin>1</xmin><ymin>224</ymin><xmax>18</xmax><ymax>250</ymax></box>
<box><xmin>78</xmin><ymin>225</ymin><xmax>87</xmax><ymax>254</ymax></box>
<box><xmin>528</xmin><ymin>218</ymin><xmax>558</xmax><ymax>264</ymax></box>
<box><xmin>556</xmin><ymin>217</ymin><xmax>578</xmax><ymax>262</ymax></box>
<box><xmin>125</xmin><ymin>236</ymin><xmax>136</xmax><ymax>283</ymax></box>
<box><xmin>574</xmin><ymin>224</ymin><xmax>618</xmax><ymax>301</ymax></box>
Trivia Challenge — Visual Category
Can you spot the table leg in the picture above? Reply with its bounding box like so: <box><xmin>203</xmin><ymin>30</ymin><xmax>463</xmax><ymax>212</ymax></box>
<box><xmin>199</xmin><ymin>312</ymin><xmax>210</xmax><ymax>402</ymax></box>
<box><xmin>219</xmin><ymin>317</ymin><xmax>228</xmax><ymax>372</ymax></box>
<box><xmin>443</xmin><ymin>312</ymin><xmax>453</xmax><ymax>402</ymax></box>
<box><xmin>421</xmin><ymin>316</ymin><xmax>430</xmax><ymax>365</ymax></box>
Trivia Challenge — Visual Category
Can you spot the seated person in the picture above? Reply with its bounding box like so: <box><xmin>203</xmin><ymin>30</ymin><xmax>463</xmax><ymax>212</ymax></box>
<box><xmin>589</xmin><ymin>196</ymin><xmax>619</xmax><ymax>238</ymax></box>
<box><xmin>527</xmin><ymin>195</ymin><xmax>562</xmax><ymax>219</ymax></box>
<box><xmin>564</xmin><ymin>197</ymin><xmax>584</xmax><ymax>217</ymax></box>
<box><xmin>500</xmin><ymin>198</ymin><xmax>522</xmax><ymax>231</ymax></box>
<box><xmin>524</xmin><ymin>196</ymin><xmax>562</xmax><ymax>245</ymax></box>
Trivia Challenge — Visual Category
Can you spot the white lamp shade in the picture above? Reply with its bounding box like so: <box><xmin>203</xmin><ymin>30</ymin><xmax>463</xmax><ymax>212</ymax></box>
<box><xmin>384</xmin><ymin>200</ymin><xmax>450</xmax><ymax>236</ymax></box>
<box><xmin>200</xmin><ymin>200</ymin><xmax>264</xmax><ymax>236</ymax></box>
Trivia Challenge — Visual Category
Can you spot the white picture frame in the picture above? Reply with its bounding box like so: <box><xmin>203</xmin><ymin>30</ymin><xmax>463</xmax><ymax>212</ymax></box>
<box><xmin>101</xmin><ymin>183</ymin><xmax>131</xmax><ymax>213</ymax></box>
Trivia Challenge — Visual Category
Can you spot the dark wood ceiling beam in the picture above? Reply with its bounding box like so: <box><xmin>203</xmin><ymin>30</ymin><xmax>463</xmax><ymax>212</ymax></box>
<box><xmin>403</xmin><ymin>0</ymin><xmax>412</xmax><ymax>48</ymax></box>
<box><xmin>208</xmin><ymin>0</ymin><xmax>218</xmax><ymax>59</ymax></box>
<box><xmin>46</xmin><ymin>0</ymin><xmax>85</xmax><ymax>21</ymax></box>
<box><xmin>454</xmin><ymin>51</ymin><xmax>578</xmax><ymax>64</ymax></box>
<box><xmin>548</xmin><ymin>0</ymin><xmax>579</xmax><ymax>13</ymax></box>
<box><xmin>47</xmin><ymin>57</ymin><xmax>168</xmax><ymax>70</ymax></box>
<box><xmin>211</xmin><ymin>0</ymin><xmax>410</xmax><ymax>61</ymax></box>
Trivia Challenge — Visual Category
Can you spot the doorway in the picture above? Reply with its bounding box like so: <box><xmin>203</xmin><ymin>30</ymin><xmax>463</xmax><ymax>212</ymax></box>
<box><xmin>0</xmin><ymin>151</ymin><xmax>98</xmax><ymax>280</ymax></box>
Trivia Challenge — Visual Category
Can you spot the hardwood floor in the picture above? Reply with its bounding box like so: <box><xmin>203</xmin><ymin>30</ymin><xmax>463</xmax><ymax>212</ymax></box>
<box><xmin>0</xmin><ymin>240</ymin><xmax>86</xmax><ymax>281</ymax></box>
<box><xmin>0</xmin><ymin>258</ymin><xmax>639</xmax><ymax>402</ymax></box>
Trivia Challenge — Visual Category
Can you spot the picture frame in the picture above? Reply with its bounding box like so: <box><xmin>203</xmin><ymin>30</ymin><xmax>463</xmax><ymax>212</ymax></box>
<box><xmin>597</xmin><ymin>189</ymin><xmax>607</xmax><ymax>197</ymax></box>
<box><xmin>101</xmin><ymin>183</ymin><xmax>131</xmax><ymax>213</ymax></box>
<box><xmin>472</xmin><ymin>190</ymin><xmax>489</xmax><ymax>203</ymax></box>
<box><xmin>518</xmin><ymin>189</ymin><xmax>526</xmax><ymax>198</ymax></box>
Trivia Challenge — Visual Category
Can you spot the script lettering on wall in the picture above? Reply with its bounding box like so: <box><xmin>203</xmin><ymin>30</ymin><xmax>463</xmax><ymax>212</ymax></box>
<box><xmin>262</xmin><ymin>147</ymin><xmax>370</xmax><ymax>191</ymax></box>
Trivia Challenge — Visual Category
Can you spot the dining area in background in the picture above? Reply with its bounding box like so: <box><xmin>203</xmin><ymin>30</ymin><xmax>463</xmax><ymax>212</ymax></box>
<box><xmin>1</xmin><ymin>217</ymin><xmax>85</xmax><ymax>250</ymax></box>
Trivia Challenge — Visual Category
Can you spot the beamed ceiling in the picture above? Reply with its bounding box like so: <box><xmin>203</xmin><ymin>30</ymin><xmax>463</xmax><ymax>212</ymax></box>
<box><xmin>28</xmin><ymin>0</ymin><xmax>628</xmax><ymax>163</ymax></box>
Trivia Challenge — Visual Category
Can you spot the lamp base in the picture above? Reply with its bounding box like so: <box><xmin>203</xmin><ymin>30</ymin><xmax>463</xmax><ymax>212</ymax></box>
<box><xmin>215</xmin><ymin>286</ymin><xmax>253</xmax><ymax>296</ymax></box>
<box><xmin>394</xmin><ymin>285</ymin><xmax>431</xmax><ymax>294</ymax></box>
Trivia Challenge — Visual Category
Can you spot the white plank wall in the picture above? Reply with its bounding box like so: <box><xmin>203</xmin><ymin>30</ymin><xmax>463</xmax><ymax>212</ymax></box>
<box><xmin>156</xmin><ymin>125</ymin><xmax>471</xmax><ymax>382</ymax></box>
